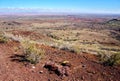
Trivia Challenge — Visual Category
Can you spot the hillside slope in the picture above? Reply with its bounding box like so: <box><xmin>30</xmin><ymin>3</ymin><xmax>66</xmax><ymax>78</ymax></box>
<box><xmin>0</xmin><ymin>41</ymin><xmax>120</xmax><ymax>81</ymax></box>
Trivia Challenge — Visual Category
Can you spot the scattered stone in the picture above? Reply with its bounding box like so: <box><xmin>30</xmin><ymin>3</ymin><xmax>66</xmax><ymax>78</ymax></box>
<box><xmin>44</xmin><ymin>61</ymin><xmax>70</xmax><ymax>76</ymax></box>
<box><xmin>81</xmin><ymin>76</ymin><xmax>85</xmax><ymax>80</ymax></box>
<box><xmin>48</xmin><ymin>79</ymin><xmax>50</xmax><ymax>81</ymax></box>
<box><xmin>61</xmin><ymin>61</ymin><xmax>71</xmax><ymax>67</ymax></box>
<box><xmin>82</xmin><ymin>64</ymin><xmax>86</xmax><ymax>68</ymax></box>
<box><xmin>32</xmin><ymin>66</ymin><xmax>35</xmax><ymax>69</ymax></box>
<box><xmin>87</xmin><ymin>70</ymin><xmax>96</xmax><ymax>74</ymax></box>
<box><xmin>31</xmin><ymin>70</ymin><xmax>35</xmax><ymax>73</ymax></box>
<box><xmin>58</xmin><ymin>66</ymin><xmax>70</xmax><ymax>76</ymax></box>
<box><xmin>39</xmin><ymin>71</ymin><xmax>43</xmax><ymax>74</ymax></box>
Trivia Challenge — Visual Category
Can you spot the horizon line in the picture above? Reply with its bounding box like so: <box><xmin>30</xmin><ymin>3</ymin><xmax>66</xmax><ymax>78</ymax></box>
<box><xmin>0</xmin><ymin>7</ymin><xmax>120</xmax><ymax>15</ymax></box>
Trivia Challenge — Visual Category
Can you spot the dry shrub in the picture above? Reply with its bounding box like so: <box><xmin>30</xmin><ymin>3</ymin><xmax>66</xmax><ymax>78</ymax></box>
<box><xmin>21</xmin><ymin>40</ymin><xmax>45</xmax><ymax>64</ymax></box>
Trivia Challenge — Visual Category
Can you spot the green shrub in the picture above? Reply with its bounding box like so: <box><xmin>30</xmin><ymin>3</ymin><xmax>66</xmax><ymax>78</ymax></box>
<box><xmin>21</xmin><ymin>40</ymin><xmax>45</xmax><ymax>64</ymax></box>
<box><xmin>98</xmin><ymin>52</ymin><xmax>120</xmax><ymax>66</ymax></box>
<box><xmin>0</xmin><ymin>34</ymin><xmax>8</xmax><ymax>43</ymax></box>
<box><xmin>103</xmin><ymin>52</ymin><xmax>120</xmax><ymax>66</ymax></box>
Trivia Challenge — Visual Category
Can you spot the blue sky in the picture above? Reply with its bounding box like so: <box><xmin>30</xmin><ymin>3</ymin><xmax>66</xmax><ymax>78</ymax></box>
<box><xmin>0</xmin><ymin>0</ymin><xmax>120</xmax><ymax>14</ymax></box>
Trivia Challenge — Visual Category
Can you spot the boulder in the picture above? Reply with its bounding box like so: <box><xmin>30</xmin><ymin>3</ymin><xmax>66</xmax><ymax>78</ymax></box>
<box><xmin>44</xmin><ymin>61</ymin><xmax>70</xmax><ymax>76</ymax></box>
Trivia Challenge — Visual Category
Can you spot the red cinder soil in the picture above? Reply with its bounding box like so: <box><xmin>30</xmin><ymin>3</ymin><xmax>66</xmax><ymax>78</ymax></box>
<box><xmin>0</xmin><ymin>41</ymin><xmax>120</xmax><ymax>81</ymax></box>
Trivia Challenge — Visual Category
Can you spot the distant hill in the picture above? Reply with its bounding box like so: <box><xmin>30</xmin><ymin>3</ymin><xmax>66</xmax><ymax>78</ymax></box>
<box><xmin>108</xmin><ymin>18</ymin><xmax>120</xmax><ymax>22</ymax></box>
<box><xmin>106</xmin><ymin>19</ymin><xmax>120</xmax><ymax>26</ymax></box>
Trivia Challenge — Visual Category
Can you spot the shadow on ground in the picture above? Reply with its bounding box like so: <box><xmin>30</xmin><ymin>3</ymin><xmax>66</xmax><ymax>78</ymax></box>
<box><xmin>10</xmin><ymin>54</ymin><xmax>28</xmax><ymax>63</ymax></box>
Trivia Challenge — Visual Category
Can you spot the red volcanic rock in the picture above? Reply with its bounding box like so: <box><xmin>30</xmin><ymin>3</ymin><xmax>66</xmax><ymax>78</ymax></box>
<box><xmin>44</xmin><ymin>61</ymin><xmax>70</xmax><ymax>76</ymax></box>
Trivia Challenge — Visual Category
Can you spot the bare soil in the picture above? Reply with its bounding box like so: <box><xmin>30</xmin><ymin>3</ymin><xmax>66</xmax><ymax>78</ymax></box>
<box><xmin>0</xmin><ymin>41</ymin><xmax>120</xmax><ymax>81</ymax></box>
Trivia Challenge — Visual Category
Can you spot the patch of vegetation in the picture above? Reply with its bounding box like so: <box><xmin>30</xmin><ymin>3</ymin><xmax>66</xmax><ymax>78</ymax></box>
<box><xmin>106</xmin><ymin>19</ymin><xmax>120</xmax><ymax>30</ymax></box>
<box><xmin>47</xmin><ymin>34</ymin><xmax>60</xmax><ymax>40</ymax></box>
<box><xmin>21</xmin><ymin>40</ymin><xmax>45</xmax><ymax>64</ymax></box>
<box><xmin>0</xmin><ymin>33</ymin><xmax>8</xmax><ymax>43</ymax></box>
<box><xmin>98</xmin><ymin>52</ymin><xmax>120</xmax><ymax>66</ymax></box>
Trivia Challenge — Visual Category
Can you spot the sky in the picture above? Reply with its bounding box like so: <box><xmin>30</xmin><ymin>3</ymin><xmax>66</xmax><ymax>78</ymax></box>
<box><xmin>0</xmin><ymin>0</ymin><xmax>120</xmax><ymax>14</ymax></box>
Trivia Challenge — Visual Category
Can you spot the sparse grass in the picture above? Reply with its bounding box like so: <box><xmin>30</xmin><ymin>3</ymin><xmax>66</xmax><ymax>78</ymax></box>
<box><xmin>21</xmin><ymin>39</ymin><xmax>45</xmax><ymax>64</ymax></box>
